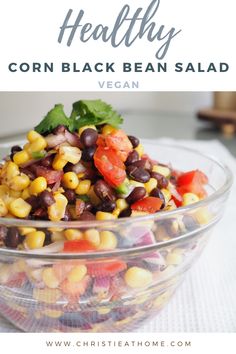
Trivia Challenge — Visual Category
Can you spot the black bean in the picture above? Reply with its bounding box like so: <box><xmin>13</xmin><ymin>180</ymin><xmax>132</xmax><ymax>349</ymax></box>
<box><xmin>43</xmin><ymin>230</ymin><xmax>52</xmax><ymax>246</ymax></box>
<box><xmin>126</xmin><ymin>187</ymin><xmax>146</xmax><ymax>204</ymax></box>
<box><xmin>63</xmin><ymin>189</ymin><xmax>76</xmax><ymax>204</ymax></box>
<box><xmin>125</xmin><ymin>150</ymin><xmax>139</xmax><ymax>166</ymax></box>
<box><xmin>0</xmin><ymin>226</ymin><xmax>7</xmax><ymax>243</ymax></box>
<box><xmin>26</xmin><ymin>196</ymin><xmax>39</xmax><ymax>211</ymax></box>
<box><xmin>126</xmin><ymin>165</ymin><xmax>150</xmax><ymax>183</ymax></box>
<box><xmin>41</xmin><ymin>155</ymin><xmax>54</xmax><ymax>168</ymax></box>
<box><xmin>119</xmin><ymin>207</ymin><xmax>132</xmax><ymax>218</ymax></box>
<box><xmin>97</xmin><ymin>201</ymin><xmax>116</xmax><ymax>212</ymax></box>
<box><xmin>79</xmin><ymin>211</ymin><xmax>96</xmax><ymax>221</ymax></box>
<box><xmin>5</xmin><ymin>227</ymin><xmax>21</xmax><ymax>248</ymax></box>
<box><xmin>128</xmin><ymin>135</ymin><xmax>140</xmax><ymax>148</ymax></box>
<box><xmin>82</xmin><ymin>146</ymin><xmax>96</xmax><ymax>162</ymax></box>
<box><xmin>131</xmin><ymin>159</ymin><xmax>152</xmax><ymax>171</ymax></box>
<box><xmin>80</xmin><ymin>129</ymin><xmax>98</xmax><ymax>148</ymax></box>
<box><xmin>11</xmin><ymin>145</ymin><xmax>22</xmax><ymax>154</ymax></box>
<box><xmin>39</xmin><ymin>190</ymin><xmax>55</xmax><ymax>207</ymax></box>
<box><xmin>64</xmin><ymin>162</ymin><xmax>74</xmax><ymax>173</ymax></box>
<box><xmin>53</xmin><ymin>125</ymin><xmax>66</xmax><ymax>135</ymax></box>
<box><xmin>94</xmin><ymin>180</ymin><xmax>116</xmax><ymax>202</ymax></box>
<box><xmin>183</xmin><ymin>215</ymin><xmax>198</xmax><ymax>231</ymax></box>
<box><xmin>151</xmin><ymin>172</ymin><xmax>169</xmax><ymax>189</ymax></box>
<box><xmin>150</xmin><ymin>188</ymin><xmax>165</xmax><ymax>208</ymax></box>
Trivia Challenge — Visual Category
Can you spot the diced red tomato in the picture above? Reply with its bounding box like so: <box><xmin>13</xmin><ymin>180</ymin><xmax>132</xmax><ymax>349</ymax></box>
<box><xmin>63</xmin><ymin>240</ymin><xmax>96</xmax><ymax>253</ymax></box>
<box><xmin>131</xmin><ymin>197</ymin><xmax>163</xmax><ymax>214</ymax></box>
<box><xmin>105</xmin><ymin>129</ymin><xmax>133</xmax><ymax>162</ymax></box>
<box><xmin>87</xmin><ymin>260</ymin><xmax>127</xmax><ymax>277</ymax></box>
<box><xmin>34</xmin><ymin>166</ymin><xmax>63</xmax><ymax>184</ymax></box>
<box><xmin>94</xmin><ymin>146</ymin><xmax>126</xmax><ymax>187</ymax></box>
<box><xmin>177</xmin><ymin>170</ymin><xmax>208</xmax><ymax>198</ymax></box>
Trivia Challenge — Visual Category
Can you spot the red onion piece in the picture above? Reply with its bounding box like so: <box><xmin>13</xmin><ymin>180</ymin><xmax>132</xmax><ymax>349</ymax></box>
<box><xmin>72</xmin><ymin>162</ymin><xmax>86</xmax><ymax>174</ymax></box>
<box><xmin>45</xmin><ymin>133</ymin><xmax>67</xmax><ymax>148</ymax></box>
<box><xmin>144</xmin><ymin>251</ymin><xmax>166</xmax><ymax>266</ymax></box>
<box><xmin>93</xmin><ymin>276</ymin><xmax>111</xmax><ymax>295</ymax></box>
<box><xmin>65</xmin><ymin>130</ymin><xmax>82</xmax><ymax>148</ymax></box>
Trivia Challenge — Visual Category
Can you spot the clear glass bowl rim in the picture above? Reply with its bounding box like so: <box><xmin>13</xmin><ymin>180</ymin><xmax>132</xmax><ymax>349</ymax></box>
<box><xmin>0</xmin><ymin>143</ymin><xmax>233</xmax><ymax>259</ymax></box>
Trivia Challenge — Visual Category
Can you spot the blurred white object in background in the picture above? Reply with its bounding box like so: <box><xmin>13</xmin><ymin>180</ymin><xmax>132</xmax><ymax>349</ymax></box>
<box><xmin>0</xmin><ymin>92</ymin><xmax>212</xmax><ymax>137</ymax></box>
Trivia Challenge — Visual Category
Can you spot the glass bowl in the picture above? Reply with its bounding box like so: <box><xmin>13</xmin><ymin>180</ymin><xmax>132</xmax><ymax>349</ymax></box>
<box><xmin>0</xmin><ymin>142</ymin><xmax>233</xmax><ymax>332</ymax></box>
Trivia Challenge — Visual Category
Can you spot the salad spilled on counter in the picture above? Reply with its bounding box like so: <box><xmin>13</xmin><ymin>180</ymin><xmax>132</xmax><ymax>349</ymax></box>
<box><xmin>0</xmin><ymin>99</ymin><xmax>208</xmax><ymax>250</ymax></box>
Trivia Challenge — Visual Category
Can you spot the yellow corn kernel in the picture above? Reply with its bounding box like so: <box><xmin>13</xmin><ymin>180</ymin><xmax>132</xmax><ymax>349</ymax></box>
<box><xmin>67</xmin><ymin>265</ymin><xmax>87</xmax><ymax>283</ymax></box>
<box><xmin>182</xmin><ymin>193</ymin><xmax>199</xmax><ymax>206</ymax></box>
<box><xmin>152</xmin><ymin>165</ymin><xmax>170</xmax><ymax>177</ymax></box>
<box><xmin>9</xmin><ymin>198</ymin><xmax>31</xmax><ymax>218</ymax></box>
<box><xmin>52</xmin><ymin>154</ymin><xmax>67</xmax><ymax>171</ymax></box>
<box><xmin>62</xmin><ymin>172</ymin><xmax>79</xmax><ymax>189</ymax></box>
<box><xmin>96</xmin><ymin>211</ymin><xmax>117</xmax><ymax>221</ymax></box>
<box><xmin>78</xmin><ymin>125</ymin><xmax>96</xmax><ymax>136</ymax></box>
<box><xmin>124</xmin><ymin>267</ymin><xmax>153</xmax><ymax>288</ymax></box>
<box><xmin>75</xmin><ymin>179</ymin><xmax>91</xmax><ymax>195</ymax></box>
<box><xmin>33</xmin><ymin>288</ymin><xmax>61</xmax><ymax>304</ymax></box>
<box><xmin>0</xmin><ymin>198</ymin><xmax>8</xmax><ymax>217</ymax></box>
<box><xmin>84</xmin><ymin>229</ymin><xmax>100</xmax><ymax>247</ymax></box>
<box><xmin>29</xmin><ymin>177</ymin><xmax>47</xmax><ymax>196</ymax></box>
<box><xmin>112</xmin><ymin>208</ymin><xmax>121</xmax><ymax>217</ymax></box>
<box><xmin>6</xmin><ymin>162</ymin><xmax>20</xmax><ymax>180</ymax></box>
<box><xmin>87</xmin><ymin>186</ymin><xmax>100</xmax><ymax>205</ymax></box>
<box><xmin>21</xmin><ymin>187</ymin><xmax>30</xmax><ymax>200</ymax></box>
<box><xmin>13</xmin><ymin>150</ymin><xmax>30</xmax><ymax>166</ymax></box>
<box><xmin>144</xmin><ymin>177</ymin><xmax>157</xmax><ymax>194</ymax></box>
<box><xmin>135</xmin><ymin>144</ymin><xmax>144</xmax><ymax>157</ymax></box>
<box><xmin>194</xmin><ymin>208</ymin><xmax>212</xmax><ymax>225</ymax></box>
<box><xmin>129</xmin><ymin>180</ymin><xmax>145</xmax><ymax>188</ymax></box>
<box><xmin>77</xmin><ymin>172</ymin><xmax>85</xmax><ymax>179</ymax></box>
<box><xmin>166</xmin><ymin>252</ymin><xmax>183</xmax><ymax>265</ymax></box>
<box><xmin>51</xmin><ymin>231</ymin><xmax>65</xmax><ymax>242</ymax></box>
<box><xmin>23</xmin><ymin>142</ymin><xmax>31</xmax><ymax>152</ymax></box>
<box><xmin>161</xmin><ymin>188</ymin><xmax>171</xmax><ymax>204</ymax></box>
<box><xmin>42</xmin><ymin>267</ymin><xmax>59</xmax><ymax>289</ymax></box>
<box><xmin>48</xmin><ymin>193</ymin><xmax>68</xmax><ymax>222</ymax></box>
<box><xmin>59</xmin><ymin>146</ymin><xmax>82</xmax><ymax>164</ymax></box>
<box><xmin>27</xmin><ymin>130</ymin><xmax>41</xmax><ymax>142</ymax></box>
<box><xmin>116</xmin><ymin>198</ymin><xmax>128</xmax><ymax>211</ymax></box>
<box><xmin>0</xmin><ymin>185</ymin><xmax>9</xmax><ymax>199</ymax></box>
<box><xmin>98</xmin><ymin>231</ymin><xmax>117</xmax><ymax>250</ymax></box>
<box><xmin>42</xmin><ymin>309</ymin><xmax>62</xmax><ymax>318</ymax></box>
<box><xmin>102</xmin><ymin>124</ymin><xmax>116</xmax><ymax>135</ymax></box>
<box><xmin>10</xmin><ymin>174</ymin><xmax>30</xmax><ymax>191</ymax></box>
<box><xmin>9</xmin><ymin>190</ymin><xmax>21</xmax><ymax>198</ymax></box>
<box><xmin>19</xmin><ymin>227</ymin><xmax>36</xmax><ymax>236</ymax></box>
<box><xmin>25</xmin><ymin>231</ymin><xmax>45</xmax><ymax>249</ymax></box>
<box><xmin>29</xmin><ymin>137</ymin><xmax>47</xmax><ymax>152</ymax></box>
<box><xmin>64</xmin><ymin>229</ymin><xmax>83</xmax><ymax>241</ymax></box>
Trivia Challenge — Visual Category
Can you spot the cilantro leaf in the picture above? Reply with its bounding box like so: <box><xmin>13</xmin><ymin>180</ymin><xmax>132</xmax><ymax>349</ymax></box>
<box><xmin>71</xmin><ymin>99</ymin><xmax>123</xmax><ymax>129</ymax></box>
<box><xmin>35</xmin><ymin>104</ymin><xmax>74</xmax><ymax>134</ymax></box>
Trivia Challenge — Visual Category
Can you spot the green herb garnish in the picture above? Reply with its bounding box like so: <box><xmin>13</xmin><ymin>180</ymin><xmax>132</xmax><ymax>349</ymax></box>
<box><xmin>35</xmin><ymin>100</ymin><xmax>123</xmax><ymax>134</ymax></box>
<box><xmin>35</xmin><ymin>104</ymin><xmax>76</xmax><ymax>134</ymax></box>
<box><xmin>78</xmin><ymin>195</ymin><xmax>90</xmax><ymax>202</ymax></box>
<box><xmin>31</xmin><ymin>151</ymin><xmax>46</xmax><ymax>159</ymax></box>
<box><xmin>71</xmin><ymin>99</ymin><xmax>123</xmax><ymax>129</ymax></box>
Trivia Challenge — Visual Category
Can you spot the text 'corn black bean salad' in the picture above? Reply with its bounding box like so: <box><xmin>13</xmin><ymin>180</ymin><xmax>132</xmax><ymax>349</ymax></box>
<box><xmin>0</xmin><ymin>99</ymin><xmax>208</xmax><ymax>251</ymax></box>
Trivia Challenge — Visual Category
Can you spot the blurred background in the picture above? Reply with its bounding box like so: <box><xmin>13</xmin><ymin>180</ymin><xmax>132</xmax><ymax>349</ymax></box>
<box><xmin>0</xmin><ymin>92</ymin><xmax>235</xmax><ymax>155</ymax></box>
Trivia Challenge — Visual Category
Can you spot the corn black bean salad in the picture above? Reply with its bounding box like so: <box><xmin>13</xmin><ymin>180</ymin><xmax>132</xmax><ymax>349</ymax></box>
<box><xmin>0</xmin><ymin>99</ymin><xmax>208</xmax><ymax>251</ymax></box>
